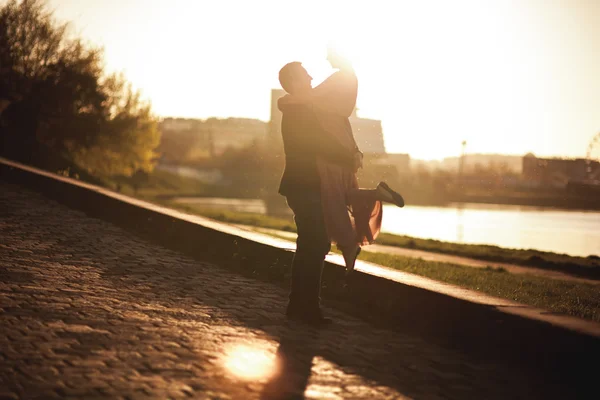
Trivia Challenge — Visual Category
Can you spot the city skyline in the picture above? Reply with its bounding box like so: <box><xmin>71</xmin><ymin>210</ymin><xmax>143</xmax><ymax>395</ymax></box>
<box><xmin>46</xmin><ymin>0</ymin><xmax>600</xmax><ymax>160</ymax></box>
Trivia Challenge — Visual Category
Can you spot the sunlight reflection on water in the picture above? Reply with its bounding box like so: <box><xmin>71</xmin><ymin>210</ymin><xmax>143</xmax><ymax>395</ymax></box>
<box><xmin>381</xmin><ymin>203</ymin><xmax>600</xmax><ymax>257</ymax></box>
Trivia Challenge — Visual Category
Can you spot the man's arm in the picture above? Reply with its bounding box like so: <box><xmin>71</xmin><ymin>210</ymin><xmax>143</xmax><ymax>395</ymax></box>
<box><xmin>310</xmin><ymin>71</ymin><xmax>358</xmax><ymax>118</ymax></box>
<box><xmin>277</xmin><ymin>71</ymin><xmax>358</xmax><ymax>118</ymax></box>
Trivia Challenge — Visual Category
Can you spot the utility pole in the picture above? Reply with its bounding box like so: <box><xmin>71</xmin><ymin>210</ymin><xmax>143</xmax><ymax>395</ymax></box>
<box><xmin>458</xmin><ymin>140</ymin><xmax>467</xmax><ymax>184</ymax></box>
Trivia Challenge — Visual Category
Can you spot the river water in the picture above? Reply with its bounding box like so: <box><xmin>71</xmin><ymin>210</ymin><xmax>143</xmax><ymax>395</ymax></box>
<box><xmin>172</xmin><ymin>197</ymin><xmax>600</xmax><ymax>257</ymax></box>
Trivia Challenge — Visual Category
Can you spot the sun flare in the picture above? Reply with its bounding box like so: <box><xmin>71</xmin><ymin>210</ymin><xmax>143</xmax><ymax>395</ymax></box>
<box><xmin>48</xmin><ymin>0</ymin><xmax>600</xmax><ymax>159</ymax></box>
<box><xmin>223</xmin><ymin>343</ymin><xmax>278</xmax><ymax>381</ymax></box>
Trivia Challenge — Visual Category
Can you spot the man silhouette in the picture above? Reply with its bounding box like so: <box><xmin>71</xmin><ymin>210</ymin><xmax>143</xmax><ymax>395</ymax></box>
<box><xmin>277</xmin><ymin>61</ymin><xmax>359</xmax><ymax>326</ymax></box>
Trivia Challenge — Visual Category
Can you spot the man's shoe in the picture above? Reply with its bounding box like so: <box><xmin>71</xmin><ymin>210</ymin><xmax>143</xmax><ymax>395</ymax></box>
<box><xmin>286</xmin><ymin>305</ymin><xmax>333</xmax><ymax>327</ymax></box>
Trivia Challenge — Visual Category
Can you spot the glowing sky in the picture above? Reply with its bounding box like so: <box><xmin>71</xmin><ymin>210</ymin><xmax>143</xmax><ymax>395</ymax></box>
<box><xmin>44</xmin><ymin>0</ymin><xmax>600</xmax><ymax>159</ymax></box>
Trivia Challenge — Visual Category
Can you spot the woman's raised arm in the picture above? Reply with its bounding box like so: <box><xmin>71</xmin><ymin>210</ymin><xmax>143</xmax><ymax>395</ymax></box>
<box><xmin>310</xmin><ymin>71</ymin><xmax>357</xmax><ymax>117</ymax></box>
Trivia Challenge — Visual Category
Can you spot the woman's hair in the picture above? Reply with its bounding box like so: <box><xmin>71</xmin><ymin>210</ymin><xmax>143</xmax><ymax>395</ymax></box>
<box><xmin>278</xmin><ymin>61</ymin><xmax>303</xmax><ymax>94</ymax></box>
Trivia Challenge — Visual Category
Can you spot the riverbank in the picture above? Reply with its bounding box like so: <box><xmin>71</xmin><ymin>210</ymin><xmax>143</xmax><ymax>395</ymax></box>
<box><xmin>101</xmin><ymin>170</ymin><xmax>600</xmax><ymax>277</ymax></box>
<box><xmin>156</xmin><ymin>201</ymin><xmax>599</xmax><ymax>322</ymax></box>
<box><xmin>154</xmin><ymin>200</ymin><xmax>599</xmax><ymax>280</ymax></box>
<box><xmin>445</xmin><ymin>188</ymin><xmax>600</xmax><ymax>211</ymax></box>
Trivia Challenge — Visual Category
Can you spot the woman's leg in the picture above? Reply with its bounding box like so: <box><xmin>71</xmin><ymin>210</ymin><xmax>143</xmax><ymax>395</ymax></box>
<box><xmin>348</xmin><ymin>182</ymin><xmax>404</xmax><ymax>207</ymax></box>
<box><xmin>347</xmin><ymin>188</ymin><xmax>378</xmax><ymax>202</ymax></box>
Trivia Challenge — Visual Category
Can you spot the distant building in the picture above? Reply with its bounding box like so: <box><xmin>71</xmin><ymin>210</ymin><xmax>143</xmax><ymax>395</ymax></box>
<box><xmin>159</xmin><ymin>117</ymin><xmax>267</xmax><ymax>162</ymax></box>
<box><xmin>349</xmin><ymin>109</ymin><xmax>386</xmax><ymax>154</ymax></box>
<box><xmin>203</xmin><ymin>117</ymin><xmax>267</xmax><ymax>154</ymax></box>
<box><xmin>441</xmin><ymin>154</ymin><xmax>523</xmax><ymax>173</ymax></box>
<box><xmin>269</xmin><ymin>89</ymin><xmax>386</xmax><ymax>154</ymax></box>
<box><xmin>522</xmin><ymin>153</ymin><xmax>600</xmax><ymax>188</ymax></box>
<box><xmin>161</xmin><ymin>118</ymin><xmax>194</xmax><ymax>132</ymax></box>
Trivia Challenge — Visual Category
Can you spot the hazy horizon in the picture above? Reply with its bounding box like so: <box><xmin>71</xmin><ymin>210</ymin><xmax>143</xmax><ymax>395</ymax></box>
<box><xmin>44</xmin><ymin>0</ymin><xmax>600</xmax><ymax>161</ymax></box>
<box><xmin>157</xmin><ymin>116</ymin><xmax>577</xmax><ymax>162</ymax></box>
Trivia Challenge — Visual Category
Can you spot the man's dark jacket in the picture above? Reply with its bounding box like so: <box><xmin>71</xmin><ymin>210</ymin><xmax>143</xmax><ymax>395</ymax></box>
<box><xmin>278</xmin><ymin>103</ymin><xmax>355</xmax><ymax>197</ymax></box>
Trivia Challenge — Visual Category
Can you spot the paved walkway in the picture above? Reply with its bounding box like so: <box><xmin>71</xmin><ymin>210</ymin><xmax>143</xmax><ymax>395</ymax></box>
<box><xmin>245</xmin><ymin>227</ymin><xmax>597</xmax><ymax>285</ymax></box>
<box><xmin>0</xmin><ymin>182</ymin><xmax>568</xmax><ymax>399</ymax></box>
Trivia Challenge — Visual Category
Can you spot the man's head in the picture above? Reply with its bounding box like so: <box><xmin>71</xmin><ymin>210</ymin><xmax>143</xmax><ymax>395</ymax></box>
<box><xmin>278</xmin><ymin>62</ymin><xmax>312</xmax><ymax>95</ymax></box>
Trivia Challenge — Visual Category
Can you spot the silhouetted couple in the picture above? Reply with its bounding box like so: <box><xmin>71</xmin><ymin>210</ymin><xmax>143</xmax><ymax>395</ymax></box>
<box><xmin>277</xmin><ymin>48</ymin><xmax>404</xmax><ymax>326</ymax></box>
